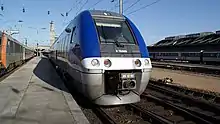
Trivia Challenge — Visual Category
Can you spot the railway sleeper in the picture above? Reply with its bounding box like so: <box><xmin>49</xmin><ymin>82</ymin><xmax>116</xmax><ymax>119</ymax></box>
<box><xmin>148</xmin><ymin>83</ymin><xmax>220</xmax><ymax>114</ymax></box>
<box><xmin>147</xmin><ymin>90</ymin><xmax>220</xmax><ymax>123</ymax></box>
<box><xmin>126</xmin><ymin>104</ymin><xmax>174</xmax><ymax>124</ymax></box>
<box><xmin>151</xmin><ymin>81</ymin><xmax>220</xmax><ymax>103</ymax></box>
<box><xmin>143</xmin><ymin>94</ymin><xmax>212</xmax><ymax>124</ymax></box>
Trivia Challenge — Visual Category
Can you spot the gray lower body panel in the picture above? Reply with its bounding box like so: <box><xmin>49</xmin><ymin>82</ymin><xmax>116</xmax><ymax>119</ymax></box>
<box><xmin>78</xmin><ymin>70</ymin><xmax>150</xmax><ymax>105</ymax></box>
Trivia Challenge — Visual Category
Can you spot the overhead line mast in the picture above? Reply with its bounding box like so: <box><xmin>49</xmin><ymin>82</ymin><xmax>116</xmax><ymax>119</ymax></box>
<box><xmin>119</xmin><ymin>0</ymin><xmax>123</xmax><ymax>14</ymax></box>
<box><xmin>112</xmin><ymin>0</ymin><xmax>123</xmax><ymax>14</ymax></box>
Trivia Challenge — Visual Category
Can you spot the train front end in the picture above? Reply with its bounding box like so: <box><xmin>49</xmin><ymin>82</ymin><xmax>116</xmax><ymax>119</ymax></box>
<box><xmin>80</xmin><ymin>10</ymin><xmax>152</xmax><ymax>105</ymax></box>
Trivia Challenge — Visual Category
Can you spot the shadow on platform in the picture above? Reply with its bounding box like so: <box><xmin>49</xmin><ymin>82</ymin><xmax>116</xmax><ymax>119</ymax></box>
<box><xmin>33</xmin><ymin>57</ymin><xmax>69</xmax><ymax>93</ymax></box>
<box><xmin>33</xmin><ymin>57</ymin><xmax>93</xmax><ymax>109</ymax></box>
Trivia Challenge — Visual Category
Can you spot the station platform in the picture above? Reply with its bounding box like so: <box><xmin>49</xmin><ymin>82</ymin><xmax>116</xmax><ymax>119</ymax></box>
<box><xmin>152</xmin><ymin>61</ymin><xmax>220</xmax><ymax>71</ymax></box>
<box><xmin>0</xmin><ymin>57</ymin><xmax>90</xmax><ymax>124</ymax></box>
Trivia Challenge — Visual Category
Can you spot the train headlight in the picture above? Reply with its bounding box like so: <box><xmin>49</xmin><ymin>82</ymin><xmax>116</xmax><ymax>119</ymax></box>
<box><xmin>134</xmin><ymin>59</ymin><xmax>141</xmax><ymax>67</ymax></box>
<box><xmin>144</xmin><ymin>59</ymin><xmax>150</xmax><ymax>66</ymax></box>
<box><xmin>91</xmin><ymin>59</ymin><xmax>100</xmax><ymax>66</ymax></box>
<box><xmin>104</xmin><ymin>59</ymin><xmax>111</xmax><ymax>67</ymax></box>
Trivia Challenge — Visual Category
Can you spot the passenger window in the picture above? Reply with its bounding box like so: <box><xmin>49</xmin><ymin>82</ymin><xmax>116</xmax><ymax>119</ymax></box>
<box><xmin>70</xmin><ymin>26</ymin><xmax>76</xmax><ymax>43</ymax></box>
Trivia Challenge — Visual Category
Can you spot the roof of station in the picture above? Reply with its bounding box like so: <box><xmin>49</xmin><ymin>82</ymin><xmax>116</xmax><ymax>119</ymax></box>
<box><xmin>152</xmin><ymin>30</ymin><xmax>220</xmax><ymax>47</ymax></box>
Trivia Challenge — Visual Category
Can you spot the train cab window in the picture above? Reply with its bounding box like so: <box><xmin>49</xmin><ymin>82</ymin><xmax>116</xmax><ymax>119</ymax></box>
<box><xmin>95</xmin><ymin>20</ymin><xmax>136</xmax><ymax>44</ymax></box>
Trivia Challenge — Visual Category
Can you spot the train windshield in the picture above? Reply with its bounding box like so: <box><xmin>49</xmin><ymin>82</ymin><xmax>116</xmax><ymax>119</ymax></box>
<box><xmin>95</xmin><ymin>20</ymin><xmax>136</xmax><ymax>44</ymax></box>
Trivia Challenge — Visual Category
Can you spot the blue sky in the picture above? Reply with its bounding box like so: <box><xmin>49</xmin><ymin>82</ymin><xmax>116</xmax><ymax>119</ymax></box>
<box><xmin>0</xmin><ymin>0</ymin><xmax>219</xmax><ymax>47</ymax></box>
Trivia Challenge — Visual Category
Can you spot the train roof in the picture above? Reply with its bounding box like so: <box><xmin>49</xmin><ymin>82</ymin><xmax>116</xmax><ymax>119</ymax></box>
<box><xmin>152</xmin><ymin>30</ymin><xmax>220</xmax><ymax>47</ymax></box>
<box><xmin>0</xmin><ymin>31</ymin><xmax>24</xmax><ymax>46</ymax></box>
<box><xmin>0</xmin><ymin>31</ymin><xmax>34</xmax><ymax>51</ymax></box>
<box><xmin>51</xmin><ymin>10</ymin><xmax>126</xmax><ymax>47</ymax></box>
<box><xmin>88</xmin><ymin>10</ymin><xmax>125</xmax><ymax>20</ymax></box>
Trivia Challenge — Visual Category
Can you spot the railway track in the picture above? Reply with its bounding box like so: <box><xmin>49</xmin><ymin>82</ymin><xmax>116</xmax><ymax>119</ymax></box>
<box><xmin>95</xmin><ymin>97</ymin><xmax>210</xmax><ymax>124</ymax></box>
<box><xmin>94</xmin><ymin>106</ymin><xmax>148</xmax><ymax>124</ymax></box>
<box><xmin>95</xmin><ymin>104</ymin><xmax>175</xmax><ymax>124</ymax></box>
<box><xmin>149</xmin><ymin>79</ymin><xmax>220</xmax><ymax>104</ymax></box>
<box><xmin>94</xmin><ymin>98</ymin><xmax>204</xmax><ymax>124</ymax></box>
<box><xmin>145</xmin><ymin>81</ymin><xmax>220</xmax><ymax>124</ymax></box>
<box><xmin>140</xmin><ymin>94</ymin><xmax>211</xmax><ymax>124</ymax></box>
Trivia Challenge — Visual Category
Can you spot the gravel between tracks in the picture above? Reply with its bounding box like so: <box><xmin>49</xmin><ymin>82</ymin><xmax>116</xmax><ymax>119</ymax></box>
<box><xmin>145</xmin><ymin>84</ymin><xmax>220</xmax><ymax>124</ymax></box>
<box><xmin>135</xmin><ymin>98</ymin><xmax>195</xmax><ymax>124</ymax></box>
<box><xmin>103</xmin><ymin>106</ymin><xmax>149</xmax><ymax>124</ymax></box>
<box><xmin>81</xmin><ymin>108</ymin><xmax>103</xmax><ymax>124</ymax></box>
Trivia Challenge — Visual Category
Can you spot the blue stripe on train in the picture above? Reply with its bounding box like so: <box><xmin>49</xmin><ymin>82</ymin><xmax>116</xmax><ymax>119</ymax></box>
<box><xmin>79</xmin><ymin>10</ymin><xmax>101</xmax><ymax>59</ymax></box>
<box><xmin>125</xmin><ymin>17</ymin><xmax>149</xmax><ymax>58</ymax></box>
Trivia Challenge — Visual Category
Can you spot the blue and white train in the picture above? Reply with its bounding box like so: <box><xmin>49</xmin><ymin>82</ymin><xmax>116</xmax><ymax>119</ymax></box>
<box><xmin>49</xmin><ymin>10</ymin><xmax>152</xmax><ymax>105</ymax></box>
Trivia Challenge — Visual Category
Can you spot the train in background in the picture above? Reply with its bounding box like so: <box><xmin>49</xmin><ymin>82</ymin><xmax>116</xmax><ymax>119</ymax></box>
<box><xmin>0</xmin><ymin>31</ymin><xmax>35</xmax><ymax>75</ymax></box>
<box><xmin>148</xmin><ymin>31</ymin><xmax>220</xmax><ymax>64</ymax></box>
<box><xmin>49</xmin><ymin>10</ymin><xmax>152</xmax><ymax>106</ymax></box>
<box><xmin>149</xmin><ymin>51</ymin><xmax>220</xmax><ymax>64</ymax></box>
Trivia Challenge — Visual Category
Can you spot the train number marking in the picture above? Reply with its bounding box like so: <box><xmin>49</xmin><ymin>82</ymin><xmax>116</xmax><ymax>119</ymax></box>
<box><xmin>116</xmin><ymin>50</ymin><xmax>127</xmax><ymax>53</ymax></box>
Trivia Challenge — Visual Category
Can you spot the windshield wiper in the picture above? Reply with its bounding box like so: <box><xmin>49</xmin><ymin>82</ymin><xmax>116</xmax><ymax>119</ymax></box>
<box><xmin>101</xmin><ymin>26</ymin><xmax>124</xmax><ymax>47</ymax></box>
<box><xmin>114</xmin><ymin>39</ymin><xmax>124</xmax><ymax>48</ymax></box>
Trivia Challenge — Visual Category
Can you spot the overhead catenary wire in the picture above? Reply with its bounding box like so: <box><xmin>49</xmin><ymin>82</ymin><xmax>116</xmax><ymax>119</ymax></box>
<box><xmin>62</xmin><ymin>0</ymin><xmax>88</xmax><ymax>26</ymax></box>
<box><xmin>124</xmin><ymin>0</ymin><xmax>141</xmax><ymax>12</ymax></box>
<box><xmin>114</xmin><ymin>0</ymin><xmax>130</xmax><ymax>7</ymax></box>
<box><xmin>126</xmin><ymin>0</ymin><xmax>161</xmax><ymax>15</ymax></box>
<box><xmin>110</xmin><ymin>0</ymin><xmax>130</xmax><ymax>12</ymax></box>
<box><xmin>63</xmin><ymin>0</ymin><xmax>82</xmax><ymax>17</ymax></box>
<box><xmin>109</xmin><ymin>1</ymin><xmax>118</xmax><ymax>11</ymax></box>
<box><xmin>88</xmin><ymin>0</ymin><xmax>105</xmax><ymax>10</ymax></box>
<box><xmin>76</xmin><ymin>0</ymin><xmax>89</xmax><ymax>15</ymax></box>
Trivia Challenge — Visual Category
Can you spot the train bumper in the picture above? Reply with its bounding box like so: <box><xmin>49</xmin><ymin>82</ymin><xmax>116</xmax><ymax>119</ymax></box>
<box><xmin>81</xmin><ymin>68</ymin><xmax>151</xmax><ymax>105</ymax></box>
<box><xmin>93</xmin><ymin>92</ymin><xmax>140</xmax><ymax>106</ymax></box>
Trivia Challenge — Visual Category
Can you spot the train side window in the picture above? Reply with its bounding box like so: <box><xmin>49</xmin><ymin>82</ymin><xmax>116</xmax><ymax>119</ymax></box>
<box><xmin>6</xmin><ymin>40</ymin><xmax>10</xmax><ymax>53</ymax></box>
<box><xmin>63</xmin><ymin>36</ymin><xmax>67</xmax><ymax>57</ymax></box>
<box><xmin>11</xmin><ymin>42</ymin><xmax>13</xmax><ymax>53</ymax></box>
<box><xmin>62</xmin><ymin>38</ymin><xmax>64</xmax><ymax>57</ymax></box>
<box><xmin>70</xmin><ymin>26</ymin><xmax>76</xmax><ymax>43</ymax></box>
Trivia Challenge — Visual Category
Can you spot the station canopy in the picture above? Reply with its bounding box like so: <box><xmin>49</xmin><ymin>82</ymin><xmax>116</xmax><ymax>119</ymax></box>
<box><xmin>153</xmin><ymin>30</ymin><xmax>220</xmax><ymax>47</ymax></box>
